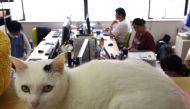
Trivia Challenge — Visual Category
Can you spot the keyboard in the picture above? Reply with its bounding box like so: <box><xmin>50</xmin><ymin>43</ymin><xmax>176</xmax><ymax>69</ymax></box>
<box><xmin>52</xmin><ymin>31</ymin><xmax>61</xmax><ymax>38</ymax></box>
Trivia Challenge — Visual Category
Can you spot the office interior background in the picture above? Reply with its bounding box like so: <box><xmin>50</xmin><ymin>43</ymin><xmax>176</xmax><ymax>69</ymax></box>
<box><xmin>2</xmin><ymin>1</ymin><xmax>190</xmax><ymax>109</ymax></box>
<box><xmin>0</xmin><ymin>0</ymin><xmax>189</xmax><ymax>44</ymax></box>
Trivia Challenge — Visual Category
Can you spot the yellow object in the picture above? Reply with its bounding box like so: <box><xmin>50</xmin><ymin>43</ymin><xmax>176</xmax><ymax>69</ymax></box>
<box><xmin>32</xmin><ymin>27</ymin><xmax>37</xmax><ymax>47</ymax></box>
<box><xmin>0</xmin><ymin>30</ymin><xmax>11</xmax><ymax>96</ymax></box>
<box><xmin>124</xmin><ymin>32</ymin><xmax>132</xmax><ymax>48</ymax></box>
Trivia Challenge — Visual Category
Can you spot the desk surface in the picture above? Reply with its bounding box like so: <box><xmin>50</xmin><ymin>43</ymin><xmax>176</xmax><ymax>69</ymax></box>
<box><xmin>1</xmin><ymin>77</ymin><xmax>190</xmax><ymax>109</ymax></box>
<box><xmin>101</xmin><ymin>36</ymin><xmax>120</xmax><ymax>57</ymax></box>
<box><xmin>28</xmin><ymin>30</ymin><xmax>120</xmax><ymax>62</ymax></box>
<box><xmin>26</xmin><ymin>31</ymin><xmax>61</xmax><ymax>61</ymax></box>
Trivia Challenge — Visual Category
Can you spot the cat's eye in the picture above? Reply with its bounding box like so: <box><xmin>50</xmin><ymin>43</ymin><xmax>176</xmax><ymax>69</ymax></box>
<box><xmin>42</xmin><ymin>85</ymin><xmax>53</xmax><ymax>93</ymax></box>
<box><xmin>21</xmin><ymin>85</ymin><xmax>30</xmax><ymax>93</ymax></box>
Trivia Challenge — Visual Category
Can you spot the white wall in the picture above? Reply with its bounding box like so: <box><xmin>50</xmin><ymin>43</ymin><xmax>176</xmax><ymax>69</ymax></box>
<box><xmin>21</xmin><ymin>20</ymin><xmax>184</xmax><ymax>45</ymax></box>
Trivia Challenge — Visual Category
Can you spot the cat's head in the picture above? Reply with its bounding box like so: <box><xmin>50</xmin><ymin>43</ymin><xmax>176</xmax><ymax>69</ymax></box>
<box><xmin>12</xmin><ymin>53</ymin><xmax>69</xmax><ymax>109</ymax></box>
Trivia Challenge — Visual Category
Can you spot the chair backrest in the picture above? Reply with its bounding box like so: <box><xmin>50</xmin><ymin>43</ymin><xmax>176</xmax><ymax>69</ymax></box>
<box><xmin>32</xmin><ymin>27</ymin><xmax>37</xmax><ymax>47</ymax></box>
<box><xmin>36</xmin><ymin>27</ymin><xmax>51</xmax><ymax>45</ymax></box>
<box><xmin>32</xmin><ymin>27</ymin><xmax>51</xmax><ymax>47</ymax></box>
<box><xmin>124</xmin><ymin>32</ymin><xmax>132</xmax><ymax>48</ymax></box>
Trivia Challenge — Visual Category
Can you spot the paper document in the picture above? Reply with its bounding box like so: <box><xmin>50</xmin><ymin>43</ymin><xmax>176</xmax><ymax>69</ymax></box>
<box><xmin>128</xmin><ymin>52</ymin><xmax>156</xmax><ymax>60</ymax></box>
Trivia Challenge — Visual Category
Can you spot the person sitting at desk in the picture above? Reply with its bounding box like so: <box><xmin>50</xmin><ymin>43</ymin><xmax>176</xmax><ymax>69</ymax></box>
<box><xmin>130</xmin><ymin>18</ymin><xmax>156</xmax><ymax>52</ymax></box>
<box><xmin>6</xmin><ymin>21</ymin><xmax>32</xmax><ymax>60</ymax></box>
<box><xmin>109</xmin><ymin>7</ymin><xmax>131</xmax><ymax>49</ymax></box>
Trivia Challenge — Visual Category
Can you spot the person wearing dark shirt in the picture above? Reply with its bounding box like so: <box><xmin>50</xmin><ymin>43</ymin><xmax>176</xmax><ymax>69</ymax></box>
<box><xmin>160</xmin><ymin>54</ymin><xmax>190</xmax><ymax>77</ymax></box>
<box><xmin>130</xmin><ymin>18</ymin><xmax>156</xmax><ymax>52</ymax></box>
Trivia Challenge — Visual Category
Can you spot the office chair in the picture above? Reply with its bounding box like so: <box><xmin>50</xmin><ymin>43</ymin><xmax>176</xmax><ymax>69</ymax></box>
<box><xmin>32</xmin><ymin>27</ymin><xmax>38</xmax><ymax>47</ymax></box>
<box><xmin>32</xmin><ymin>27</ymin><xmax>51</xmax><ymax>47</ymax></box>
<box><xmin>124</xmin><ymin>32</ymin><xmax>132</xmax><ymax>48</ymax></box>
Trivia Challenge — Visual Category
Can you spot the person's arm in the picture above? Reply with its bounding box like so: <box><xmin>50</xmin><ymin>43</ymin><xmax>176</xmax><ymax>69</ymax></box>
<box><xmin>109</xmin><ymin>20</ymin><xmax>118</xmax><ymax>38</ymax></box>
<box><xmin>110</xmin><ymin>20</ymin><xmax>118</xmax><ymax>31</ymax></box>
<box><xmin>110</xmin><ymin>24</ymin><xmax>125</xmax><ymax>39</ymax></box>
<box><xmin>23</xmin><ymin>34</ymin><xmax>32</xmax><ymax>58</ymax></box>
<box><xmin>127</xmin><ymin>33</ymin><xmax>138</xmax><ymax>52</ymax></box>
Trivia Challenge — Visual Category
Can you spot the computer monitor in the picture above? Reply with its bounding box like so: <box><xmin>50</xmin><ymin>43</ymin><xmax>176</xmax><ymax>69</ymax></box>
<box><xmin>86</xmin><ymin>13</ymin><xmax>91</xmax><ymax>35</ymax></box>
<box><xmin>76</xmin><ymin>39</ymin><xmax>90</xmax><ymax>65</ymax></box>
<box><xmin>62</xmin><ymin>17</ymin><xmax>72</xmax><ymax>45</ymax></box>
<box><xmin>84</xmin><ymin>0</ymin><xmax>91</xmax><ymax>35</ymax></box>
<box><xmin>48</xmin><ymin>40</ymin><xmax>60</xmax><ymax>59</ymax></box>
<box><xmin>73</xmin><ymin>37</ymin><xmax>97</xmax><ymax>66</ymax></box>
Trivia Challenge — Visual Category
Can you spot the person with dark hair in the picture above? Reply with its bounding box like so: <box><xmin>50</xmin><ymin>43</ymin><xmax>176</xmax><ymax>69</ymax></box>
<box><xmin>109</xmin><ymin>7</ymin><xmax>131</xmax><ymax>49</ymax></box>
<box><xmin>130</xmin><ymin>18</ymin><xmax>156</xmax><ymax>52</ymax></box>
<box><xmin>6</xmin><ymin>21</ymin><xmax>32</xmax><ymax>60</ymax></box>
<box><xmin>160</xmin><ymin>54</ymin><xmax>190</xmax><ymax>77</ymax></box>
<box><xmin>156</xmin><ymin>34</ymin><xmax>173</xmax><ymax>60</ymax></box>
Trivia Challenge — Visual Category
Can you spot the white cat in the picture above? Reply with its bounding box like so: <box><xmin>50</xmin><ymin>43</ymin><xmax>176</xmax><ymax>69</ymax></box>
<box><xmin>12</xmin><ymin>53</ymin><xmax>186</xmax><ymax>109</ymax></box>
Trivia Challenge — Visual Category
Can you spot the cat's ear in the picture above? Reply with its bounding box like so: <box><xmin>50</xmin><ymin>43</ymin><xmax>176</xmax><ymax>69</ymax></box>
<box><xmin>11</xmin><ymin>56</ymin><xmax>28</xmax><ymax>72</ymax></box>
<box><xmin>51</xmin><ymin>53</ymin><xmax>65</xmax><ymax>74</ymax></box>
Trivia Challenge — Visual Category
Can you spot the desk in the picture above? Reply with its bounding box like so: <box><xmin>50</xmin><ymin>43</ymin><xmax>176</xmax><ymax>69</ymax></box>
<box><xmin>172</xmin><ymin>77</ymin><xmax>190</xmax><ymax>94</ymax></box>
<box><xmin>26</xmin><ymin>31</ymin><xmax>61</xmax><ymax>61</ymax></box>
<box><xmin>175</xmin><ymin>35</ymin><xmax>190</xmax><ymax>63</ymax></box>
<box><xmin>99</xmin><ymin>36</ymin><xmax>120</xmax><ymax>57</ymax></box>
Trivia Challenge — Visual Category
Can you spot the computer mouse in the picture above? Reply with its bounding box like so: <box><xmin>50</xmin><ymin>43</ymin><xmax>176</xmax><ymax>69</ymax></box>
<box><xmin>38</xmin><ymin>50</ymin><xmax>44</xmax><ymax>53</ymax></box>
<box><xmin>108</xmin><ymin>43</ymin><xmax>113</xmax><ymax>46</ymax></box>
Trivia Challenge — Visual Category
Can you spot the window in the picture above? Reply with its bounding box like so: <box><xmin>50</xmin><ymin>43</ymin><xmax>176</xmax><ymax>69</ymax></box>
<box><xmin>88</xmin><ymin>0</ymin><xmax>149</xmax><ymax>21</ymax></box>
<box><xmin>149</xmin><ymin>0</ymin><xmax>186</xmax><ymax>19</ymax></box>
<box><xmin>23</xmin><ymin>0</ymin><xmax>84</xmax><ymax>22</ymax></box>
<box><xmin>0</xmin><ymin>0</ymin><xmax>23</xmax><ymax>20</ymax></box>
<box><xmin>3</xmin><ymin>0</ymin><xmax>189</xmax><ymax>21</ymax></box>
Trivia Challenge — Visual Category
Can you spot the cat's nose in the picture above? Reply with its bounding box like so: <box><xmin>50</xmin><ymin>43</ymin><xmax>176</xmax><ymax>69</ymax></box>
<box><xmin>31</xmin><ymin>101</ymin><xmax>40</xmax><ymax>108</ymax></box>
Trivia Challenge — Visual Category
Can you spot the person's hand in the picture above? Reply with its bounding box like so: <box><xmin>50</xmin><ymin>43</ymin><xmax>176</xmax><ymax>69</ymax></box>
<box><xmin>111</xmin><ymin>20</ymin><xmax>118</xmax><ymax>25</ymax></box>
<box><xmin>105</xmin><ymin>28</ymin><xmax>110</xmax><ymax>31</ymax></box>
<box><xmin>128</xmin><ymin>48</ymin><xmax>138</xmax><ymax>52</ymax></box>
<box><xmin>110</xmin><ymin>20</ymin><xmax>118</xmax><ymax>30</ymax></box>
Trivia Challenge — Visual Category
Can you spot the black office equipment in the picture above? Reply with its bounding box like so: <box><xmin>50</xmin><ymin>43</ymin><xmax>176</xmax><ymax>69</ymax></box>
<box><xmin>84</xmin><ymin>0</ymin><xmax>91</xmax><ymax>35</ymax></box>
<box><xmin>67</xmin><ymin>52</ymin><xmax>72</xmax><ymax>67</ymax></box>
<box><xmin>103</xmin><ymin>47</ymin><xmax>111</xmax><ymax>59</ymax></box>
<box><xmin>62</xmin><ymin>17</ymin><xmax>72</xmax><ymax>45</ymax></box>
<box><xmin>38</xmin><ymin>50</ymin><xmax>44</xmax><ymax>53</ymax></box>
<box><xmin>108</xmin><ymin>43</ymin><xmax>113</xmax><ymax>46</ymax></box>
<box><xmin>52</xmin><ymin>31</ymin><xmax>61</xmax><ymax>38</ymax></box>
<box><xmin>36</xmin><ymin>27</ymin><xmax>51</xmax><ymax>45</ymax></box>
<box><xmin>48</xmin><ymin>40</ymin><xmax>60</xmax><ymax>59</ymax></box>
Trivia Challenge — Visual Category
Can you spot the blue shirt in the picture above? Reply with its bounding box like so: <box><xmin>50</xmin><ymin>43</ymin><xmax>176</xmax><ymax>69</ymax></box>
<box><xmin>8</xmin><ymin>33</ymin><xmax>25</xmax><ymax>58</ymax></box>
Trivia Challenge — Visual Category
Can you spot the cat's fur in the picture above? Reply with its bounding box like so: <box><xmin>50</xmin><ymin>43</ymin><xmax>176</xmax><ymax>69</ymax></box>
<box><xmin>12</xmin><ymin>53</ymin><xmax>186</xmax><ymax>109</ymax></box>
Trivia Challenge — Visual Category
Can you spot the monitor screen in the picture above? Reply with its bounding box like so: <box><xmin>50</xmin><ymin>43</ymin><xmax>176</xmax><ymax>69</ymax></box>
<box><xmin>62</xmin><ymin>17</ymin><xmax>72</xmax><ymax>45</ymax></box>
<box><xmin>86</xmin><ymin>13</ymin><xmax>91</xmax><ymax>35</ymax></box>
<box><xmin>48</xmin><ymin>40</ymin><xmax>60</xmax><ymax>59</ymax></box>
